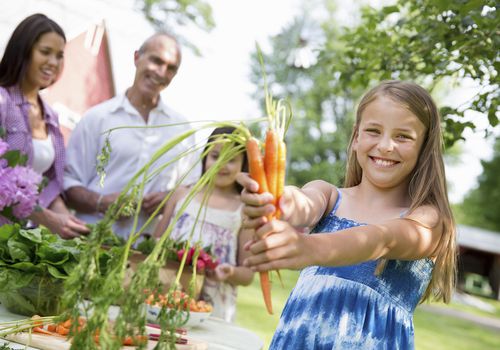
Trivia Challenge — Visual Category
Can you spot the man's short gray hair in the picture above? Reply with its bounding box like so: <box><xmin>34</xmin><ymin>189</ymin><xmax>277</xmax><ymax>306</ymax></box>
<box><xmin>137</xmin><ymin>32</ymin><xmax>180</xmax><ymax>55</ymax></box>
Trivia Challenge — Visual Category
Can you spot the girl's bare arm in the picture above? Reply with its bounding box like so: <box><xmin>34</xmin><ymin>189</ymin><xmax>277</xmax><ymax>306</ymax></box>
<box><xmin>286</xmin><ymin>180</ymin><xmax>338</xmax><ymax>227</ymax></box>
<box><xmin>245</xmin><ymin>205</ymin><xmax>442</xmax><ymax>271</ymax></box>
<box><xmin>152</xmin><ymin>187</ymin><xmax>187</xmax><ymax>239</ymax></box>
<box><xmin>312</xmin><ymin>205</ymin><xmax>441</xmax><ymax>265</ymax></box>
<box><xmin>237</xmin><ymin>173</ymin><xmax>338</xmax><ymax>228</ymax></box>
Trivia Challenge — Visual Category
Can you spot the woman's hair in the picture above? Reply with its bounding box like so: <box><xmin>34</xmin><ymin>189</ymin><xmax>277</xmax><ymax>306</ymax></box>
<box><xmin>345</xmin><ymin>80</ymin><xmax>457</xmax><ymax>303</ymax></box>
<box><xmin>201</xmin><ymin>126</ymin><xmax>248</xmax><ymax>193</ymax></box>
<box><xmin>0</xmin><ymin>13</ymin><xmax>66</xmax><ymax>87</ymax></box>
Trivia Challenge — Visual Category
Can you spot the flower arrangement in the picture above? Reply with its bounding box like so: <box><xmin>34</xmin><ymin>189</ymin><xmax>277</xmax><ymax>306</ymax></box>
<box><xmin>0</xmin><ymin>137</ymin><xmax>42</xmax><ymax>224</ymax></box>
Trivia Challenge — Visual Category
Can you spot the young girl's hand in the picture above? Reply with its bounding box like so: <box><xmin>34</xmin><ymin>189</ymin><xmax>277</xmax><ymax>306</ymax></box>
<box><xmin>213</xmin><ymin>263</ymin><xmax>235</xmax><ymax>282</ymax></box>
<box><xmin>142</xmin><ymin>191</ymin><xmax>167</xmax><ymax>216</ymax></box>
<box><xmin>244</xmin><ymin>219</ymin><xmax>314</xmax><ymax>271</ymax></box>
<box><xmin>236</xmin><ymin>173</ymin><xmax>294</xmax><ymax>228</ymax></box>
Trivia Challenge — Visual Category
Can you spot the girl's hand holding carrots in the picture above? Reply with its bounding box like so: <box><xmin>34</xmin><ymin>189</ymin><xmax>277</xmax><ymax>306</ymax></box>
<box><xmin>243</xmin><ymin>216</ymin><xmax>314</xmax><ymax>272</ymax></box>
<box><xmin>243</xmin><ymin>50</ymin><xmax>292</xmax><ymax>314</ymax></box>
<box><xmin>236</xmin><ymin>172</ymin><xmax>312</xmax><ymax>271</ymax></box>
<box><xmin>237</xmin><ymin>173</ymin><xmax>294</xmax><ymax>228</ymax></box>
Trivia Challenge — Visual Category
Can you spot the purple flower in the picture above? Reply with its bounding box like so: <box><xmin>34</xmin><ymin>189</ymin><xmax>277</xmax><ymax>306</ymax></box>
<box><xmin>10</xmin><ymin>166</ymin><xmax>41</xmax><ymax>218</ymax></box>
<box><xmin>0</xmin><ymin>139</ymin><xmax>8</xmax><ymax>157</ymax></box>
<box><xmin>0</xmin><ymin>167</ymin><xmax>16</xmax><ymax>211</ymax></box>
<box><xmin>0</xmin><ymin>140</ymin><xmax>42</xmax><ymax>221</ymax></box>
<box><xmin>0</xmin><ymin>164</ymin><xmax>41</xmax><ymax>219</ymax></box>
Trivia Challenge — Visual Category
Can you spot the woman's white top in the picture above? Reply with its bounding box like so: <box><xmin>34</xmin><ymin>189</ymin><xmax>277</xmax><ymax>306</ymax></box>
<box><xmin>32</xmin><ymin>136</ymin><xmax>55</xmax><ymax>174</ymax></box>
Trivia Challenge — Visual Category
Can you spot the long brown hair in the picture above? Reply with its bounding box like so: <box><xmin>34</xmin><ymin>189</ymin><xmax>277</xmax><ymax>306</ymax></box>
<box><xmin>345</xmin><ymin>81</ymin><xmax>457</xmax><ymax>303</ymax></box>
<box><xmin>0</xmin><ymin>13</ymin><xmax>66</xmax><ymax>87</ymax></box>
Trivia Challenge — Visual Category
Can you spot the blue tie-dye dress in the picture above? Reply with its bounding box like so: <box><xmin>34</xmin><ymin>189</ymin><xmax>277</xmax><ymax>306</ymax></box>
<box><xmin>269</xmin><ymin>191</ymin><xmax>433</xmax><ymax>350</ymax></box>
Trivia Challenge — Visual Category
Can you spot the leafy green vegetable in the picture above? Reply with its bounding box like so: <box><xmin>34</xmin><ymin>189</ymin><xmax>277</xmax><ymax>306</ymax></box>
<box><xmin>0</xmin><ymin>224</ymin><xmax>85</xmax><ymax>290</ymax></box>
<box><xmin>0</xmin><ymin>269</ymin><xmax>34</xmax><ymax>292</ymax></box>
<box><xmin>0</xmin><ymin>224</ymin><xmax>89</xmax><ymax>316</ymax></box>
<box><xmin>0</xmin><ymin>226</ymin><xmax>14</xmax><ymax>242</ymax></box>
<box><xmin>136</xmin><ymin>235</ymin><xmax>156</xmax><ymax>255</ymax></box>
<box><xmin>0</xmin><ymin>275</ymin><xmax>64</xmax><ymax>316</ymax></box>
<box><xmin>7</xmin><ymin>239</ymin><xmax>32</xmax><ymax>262</ymax></box>
<box><xmin>19</xmin><ymin>227</ymin><xmax>42</xmax><ymax>243</ymax></box>
<box><xmin>37</xmin><ymin>244</ymin><xmax>70</xmax><ymax>265</ymax></box>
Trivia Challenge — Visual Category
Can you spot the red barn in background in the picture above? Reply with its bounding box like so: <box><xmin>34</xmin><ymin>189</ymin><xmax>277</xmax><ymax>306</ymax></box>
<box><xmin>42</xmin><ymin>21</ymin><xmax>115</xmax><ymax>144</ymax></box>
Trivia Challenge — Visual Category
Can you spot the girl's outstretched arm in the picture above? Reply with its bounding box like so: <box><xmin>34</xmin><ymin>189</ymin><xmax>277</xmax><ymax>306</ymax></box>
<box><xmin>152</xmin><ymin>186</ymin><xmax>188</xmax><ymax>239</ymax></box>
<box><xmin>244</xmin><ymin>205</ymin><xmax>442</xmax><ymax>272</ymax></box>
<box><xmin>237</xmin><ymin>173</ymin><xmax>337</xmax><ymax>228</ymax></box>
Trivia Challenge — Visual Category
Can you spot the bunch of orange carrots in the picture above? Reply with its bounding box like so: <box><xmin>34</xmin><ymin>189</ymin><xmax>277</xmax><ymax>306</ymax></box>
<box><xmin>30</xmin><ymin>315</ymin><xmax>147</xmax><ymax>346</ymax></box>
<box><xmin>246</xmin><ymin>85</ymin><xmax>290</xmax><ymax>314</ymax></box>
<box><xmin>30</xmin><ymin>315</ymin><xmax>80</xmax><ymax>336</ymax></box>
<box><xmin>246</xmin><ymin>133</ymin><xmax>285</xmax><ymax>314</ymax></box>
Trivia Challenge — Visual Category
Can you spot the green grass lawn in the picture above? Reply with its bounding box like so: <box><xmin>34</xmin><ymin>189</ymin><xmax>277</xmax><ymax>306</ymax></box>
<box><xmin>430</xmin><ymin>296</ymin><xmax>500</xmax><ymax>319</ymax></box>
<box><xmin>236</xmin><ymin>270</ymin><xmax>500</xmax><ymax>350</ymax></box>
<box><xmin>235</xmin><ymin>269</ymin><xmax>299</xmax><ymax>348</ymax></box>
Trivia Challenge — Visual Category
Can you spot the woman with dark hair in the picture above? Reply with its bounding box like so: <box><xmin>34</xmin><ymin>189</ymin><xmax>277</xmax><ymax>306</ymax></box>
<box><xmin>0</xmin><ymin>14</ymin><xmax>88</xmax><ymax>238</ymax></box>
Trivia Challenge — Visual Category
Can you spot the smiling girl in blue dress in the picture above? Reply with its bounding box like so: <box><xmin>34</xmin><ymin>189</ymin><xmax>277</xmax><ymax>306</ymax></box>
<box><xmin>239</xmin><ymin>81</ymin><xmax>457</xmax><ymax>349</ymax></box>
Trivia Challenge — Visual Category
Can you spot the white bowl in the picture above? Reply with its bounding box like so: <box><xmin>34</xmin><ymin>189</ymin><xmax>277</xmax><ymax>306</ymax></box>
<box><xmin>145</xmin><ymin>304</ymin><xmax>211</xmax><ymax>328</ymax></box>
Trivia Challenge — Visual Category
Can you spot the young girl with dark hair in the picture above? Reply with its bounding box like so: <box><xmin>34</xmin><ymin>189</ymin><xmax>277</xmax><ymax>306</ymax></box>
<box><xmin>154</xmin><ymin>126</ymin><xmax>254</xmax><ymax>322</ymax></box>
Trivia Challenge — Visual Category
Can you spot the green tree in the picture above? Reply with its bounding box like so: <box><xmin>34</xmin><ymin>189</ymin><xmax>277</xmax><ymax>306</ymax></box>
<box><xmin>250</xmin><ymin>3</ymin><xmax>362</xmax><ymax>186</ymax></box>
<box><xmin>456</xmin><ymin>137</ymin><xmax>500</xmax><ymax>231</ymax></box>
<box><xmin>136</xmin><ymin>0</ymin><xmax>215</xmax><ymax>55</ymax></box>
<box><xmin>329</xmin><ymin>0</ymin><xmax>499</xmax><ymax>147</ymax></box>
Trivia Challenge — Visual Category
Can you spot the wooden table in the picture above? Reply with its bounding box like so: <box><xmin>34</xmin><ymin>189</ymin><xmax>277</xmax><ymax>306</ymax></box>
<box><xmin>0</xmin><ymin>305</ymin><xmax>263</xmax><ymax>350</ymax></box>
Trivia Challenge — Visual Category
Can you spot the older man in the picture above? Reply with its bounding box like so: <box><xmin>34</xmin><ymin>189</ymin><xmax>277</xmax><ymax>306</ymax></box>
<box><xmin>64</xmin><ymin>33</ymin><xmax>199</xmax><ymax>238</ymax></box>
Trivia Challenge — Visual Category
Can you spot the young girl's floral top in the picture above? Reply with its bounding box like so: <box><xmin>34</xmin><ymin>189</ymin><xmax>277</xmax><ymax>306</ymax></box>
<box><xmin>269</xmin><ymin>189</ymin><xmax>434</xmax><ymax>350</ymax></box>
<box><xmin>169</xmin><ymin>195</ymin><xmax>243</xmax><ymax>322</ymax></box>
